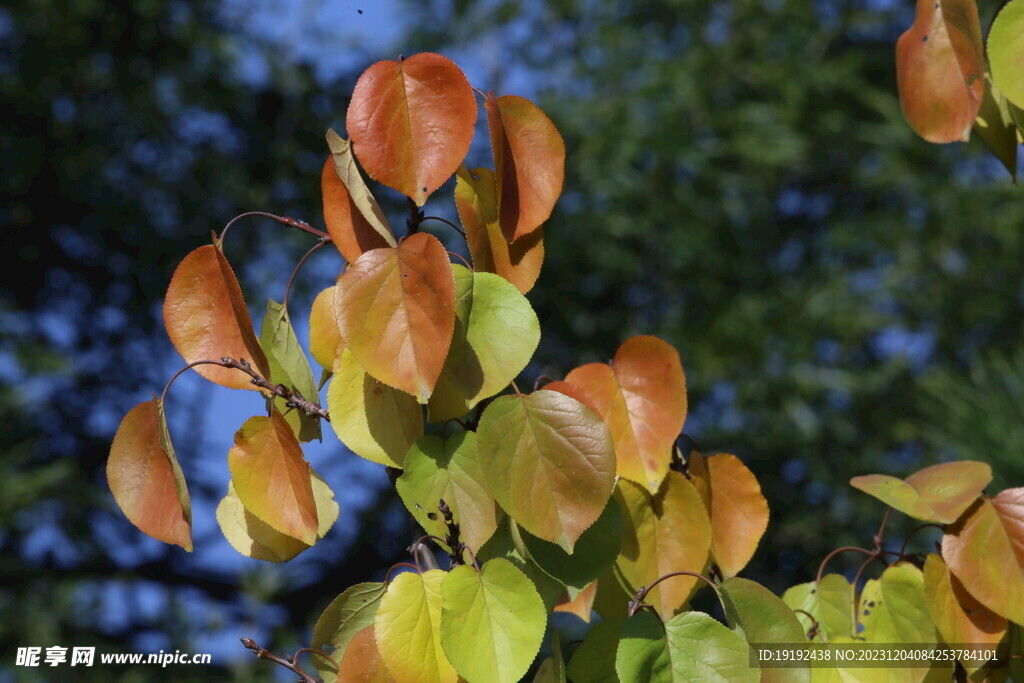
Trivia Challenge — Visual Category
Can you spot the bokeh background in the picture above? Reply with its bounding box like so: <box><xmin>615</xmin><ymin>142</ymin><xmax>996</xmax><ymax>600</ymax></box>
<box><xmin>2</xmin><ymin>0</ymin><xmax>1022</xmax><ymax>679</ymax></box>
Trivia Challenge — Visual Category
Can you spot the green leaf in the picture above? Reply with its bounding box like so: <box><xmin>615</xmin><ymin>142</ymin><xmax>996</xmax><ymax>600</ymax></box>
<box><xmin>858</xmin><ymin>562</ymin><xmax>937</xmax><ymax>644</ymax></box>
<box><xmin>476</xmin><ymin>390</ymin><xmax>616</xmax><ymax>552</ymax></box>
<box><xmin>566</xmin><ymin>620</ymin><xmax>620</xmax><ymax>683</ymax></box>
<box><xmin>260</xmin><ymin>299</ymin><xmax>321</xmax><ymax>442</ymax></box>
<box><xmin>616</xmin><ymin>611</ymin><xmax>672</xmax><ymax>683</ymax></box>
<box><xmin>532</xmin><ymin>631</ymin><xmax>566</xmax><ymax>683</ymax></box>
<box><xmin>396</xmin><ymin>431</ymin><xmax>502</xmax><ymax>551</ymax></box>
<box><xmin>988</xmin><ymin>0</ymin><xmax>1024</xmax><ymax>111</ymax></box>
<box><xmin>520</xmin><ymin>496</ymin><xmax>623</xmax><ymax>591</ymax></box>
<box><xmin>327</xmin><ymin>348</ymin><xmax>423</xmax><ymax>467</ymax></box>
<box><xmin>664</xmin><ymin>611</ymin><xmax>759</xmax><ymax>682</ymax></box>
<box><xmin>849</xmin><ymin>460</ymin><xmax>991</xmax><ymax>524</ymax></box>
<box><xmin>311</xmin><ymin>582</ymin><xmax>388</xmax><ymax>683</ymax></box>
<box><xmin>440</xmin><ymin>558</ymin><xmax>547</xmax><ymax>683</ymax></box>
<box><xmin>374</xmin><ymin>569</ymin><xmax>456</xmax><ymax>683</ymax></box>
<box><xmin>782</xmin><ymin>574</ymin><xmax>854</xmax><ymax>643</ymax></box>
<box><xmin>428</xmin><ymin>265</ymin><xmax>541</xmax><ymax>421</ymax></box>
<box><xmin>478</xmin><ymin>517</ymin><xmax>566</xmax><ymax>611</ymax></box>
<box><xmin>720</xmin><ymin>577</ymin><xmax>809</xmax><ymax>683</ymax></box>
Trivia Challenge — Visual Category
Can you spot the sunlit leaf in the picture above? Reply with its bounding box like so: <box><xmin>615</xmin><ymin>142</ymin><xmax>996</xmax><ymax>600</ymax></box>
<box><xmin>896</xmin><ymin>0</ymin><xmax>985</xmax><ymax>142</ymax></box>
<box><xmin>782</xmin><ymin>574</ymin><xmax>854</xmax><ymax>643</ymax></box>
<box><xmin>163</xmin><ymin>243</ymin><xmax>270</xmax><ymax>390</ymax></box>
<box><xmin>688</xmin><ymin>452</ymin><xmax>769</xmax><ymax>578</ymax></box>
<box><xmin>375</xmin><ymin>570</ymin><xmax>455</xmax><ymax>683</ymax></box>
<box><xmin>486</xmin><ymin>93</ymin><xmax>565</xmax><ymax>241</ymax></box>
<box><xmin>335</xmin><ymin>232</ymin><xmax>456</xmax><ymax>402</ymax></box>
<box><xmin>615</xmin><ymin>473</ymin><xmax>712</xmax><ymax>619</ymax></box>
<box><xmin>849</xmin><ymin>460</ymin><xmax>991</xmax><ymax>523</ymax></box>
<box><xmin>476</xmin><ymin>390</ymin><xmax>616</xmax><ymax>552</ymax></box>
<box><xmin>107</xmin><ymin>398</ymin><xmax>191</xmax><ymax>551</ymax></box>
<box><xmin>260</xmin><ymin>299</ymin><xmax>321</xmax><ymax>442</ymax></box>
<box><xmin>988</xmin><ymin>0</ymin><xmax>1024</xmax><ymax>111</ymax></box>
<box><xmin>564</xmin><ymin>335</ymin><xmax>687</xmax><ymax>492</ymax></box>
<box><xmin>324</xmin><ymin>130</ymin><xmax>396</xmax><ymax>262</ymax></box>
<box><xmin>427</xmin><ymin>264</ymin><xmax>541</xmax><ymax>421</ymax></box>
<box><xmin>216</xmin><ymin>472</ymin><xmax>338</xmax><ymax>562</ymax></box>
<box><xmin>337</xmin><ymin>625</ymin><xmax>394</xmax><ymax>683</ymax></box>
<box><xmin>311</xmin><ymin>582</ymin><xmax>388</xmax><ymax>683</ymax></box>
<box><xmin>942</xmin><ymin>489</ymin><xmax>1024</xmax><ymax>625</ymax></box>
<box><xmin>309</xmin><ymin>285</ymin><xmax>344</xmax><ymax>374</ymax></box>
<box><xmin>542</xmin><ymin>379</ymin><xmax>598</xmax><ymax>413</ymax></box>
<box><xmin>477</xmin><ymin>517</ymin><xmax>566</xmax><ymax>611</ymax></box>
<box><xmin>440</xmin><ymin>558</ymin><xmax>547</xmax><ymax>683</ymax></box>
<box><xmin>227</xmin><ymin>411</ymin><xmax>318</xmax><ymax>545</ymax></box>
<box><xmin>566</xmin><ymin>619</ymin><xmax>620</xmax><ymax>683</ymax></box>
<box><xmin>396</xmin><ymin>431</ymin><xmax>501</xmax><ymax>551</ymax></box>
<box><xmin>455</xmin><ymin>166</ymin><xmax>544</xmax><ymax>294</ymax></box>
<box><xmin>923</xmin><ymin>553</ymin><xmax>1006</xmax><ymax>674</ymax></box>
<box><xmin>974</xmin><ymin>76</ymin><xmax>1019</xmax><ymax>180</ymax></box>
<box><xmin>347</xmin><ymin>53</ymin><xmax>476</xmax><ymax>206</ymax></box>
<box><xmin>720</xmin><ymin>577</ymin><xmax>809</xmax><ymax>683</ymax></box>
<box><xmin>554</xmin><ymin>580</ymin><xmax>598</xmax><ymax>622</ymax></box>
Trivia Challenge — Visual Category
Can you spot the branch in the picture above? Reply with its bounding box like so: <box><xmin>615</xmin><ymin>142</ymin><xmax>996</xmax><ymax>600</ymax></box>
<box><xmin>219</xmin><ymin>211</ymin><xmax>329</xmax><ymax>244</ymax></box>
<box><xmin>240</xmin><ymin>638</ymin><xmax>321</xmax><ymax>683</ymax></box>
<box><xmin>439</xmin><ymin>499</ymin><xmax>465</xmax><ymax>568</ymax></box>
<box><xmin>220</xmin><ymin>357</ymin><xmax>331</xmax><ymax>421</ymax></box>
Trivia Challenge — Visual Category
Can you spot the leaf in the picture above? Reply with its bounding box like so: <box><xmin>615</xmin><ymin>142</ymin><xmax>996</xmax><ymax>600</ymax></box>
<box><xmin>922</xmin><ymin>554</ymin><xmax>1006</xmax><ymax>674</ymax></box>
<box><xmin>688</xmin><ymin>452</ymin><xmax>769</xmax><ymax>578</ymax></box>
<box><xmin>216</xmin><ymin>471</ymin><xmax>338</xmax><ymax>562</ymax></box>
<box><xmin>336</xmin><ymin>626</ymin><xmax>394</xmax><ymax>683</ymax></box>
<box><xmin>163</xmin><ymin>244</ymin><xmax>270</xmax><ymax>390</ymax></box>
<box><xmin>374</xmin><ymin>569</ymin><xmax>456</xmax><ymax>683</ymax></box>
<box><xmin>309</xmin><ymin>285</ymin><xmax>344</xmax><ymax>373</ymax></box>
<box><xmin>616</xmin><ymin>610</ymin><xmax>672</xmax><ymax>683</ymax></box>
<box><xmin>988</xmin><ymin>0</ymin><xmax>1024</xmax><ymax>111</ymax></box>
<box><xmin>895</xmin><ymin>0</ymin><xmax>985</xmax><ymax>142</ymax></box>
<box><xmin>974</xmin><ymin>76</ymin><xmax>1019</xmax><ymax>180</ymax></box>
<box><xmin>476</xmin><ymin>389</ymin><xmax>616</xmax><ymax>552</ymax></box>
<box><xmin>782</xmin><ymin>574</ymin><xmax>854</xmax><ymax>643</ymax></box>
<box><xmin>566</xmin><ymin>619</ymin><xmax>620</xmax><ymax>683</ymax></box>
<box><xmin>427</xmin><ymin>264</ymin><xmax>541</xmax><ymax>421</ymax></box>
<box><xmin>477</xmin><ymin>517</ymin><xmax>566</xmax><ymax>611</ymax></box>
<box><xmin>311</xmin><ymin>582</ymin><xmax>388</xmax><ymax>682</ymax></box>
<box><xmin>107</xmin><ymin>398</ymin><xmax>191</xmax><ymax>551</ymax></box>
<box><xmin>942</xmin><ymin>489</ymin><xmax>1024</xmax><ymax>624</ymax></box>
<box><xmin>858</xmin><ymin>562</ymin><xmax>937</xmax><ymax>643</ymax></box>
<box><xmin>227</xmin><ymin>411</ymin><xmax>318</xmax><ymax>545</ymax></box>
<box><xmin>564</xmin><ymin>335</ymin><xmax>687</xmax><ymax>492</ymax></box>
<box><xmin>615</xmin><ymin>473</ymin><xmax>712</xmax><ymax>618</ymax></box>
<box><xmin>335</xmin><ymin>232</ymin><xmax>456</xmax><ymax>402</ymax></box>
<box><xmin>849</xmin><ymin>460</ymin><xmax>992</xmax><ymax>523</ymax></box>
<box><xmin>259</xmin><ymin>299</ymin><xmax>321</xmax><ymax>442</ymax></box>
<box><xmin>720</xmin><ymin>577</ymin><xmax>810</xmax><ymax>683</ymax></box>
<box><xmin>440</xmin><ymin>558</ymin><xmax>547</xmax><ymax>683</ymax></box>
<box><xmin>520</xmin><ymin>497</ymin><xmax>624</xmax><ymax>591</ymax></box>
<box><xmin>326</xmin><ymin>348</ymin><xmax>423</xmax><ymax>467</ymax></box>
<box><xmin>455</xmin><ymin>166</ymin><xmax>544</xmax><ymax>294</ymax></box>
<box><xmin>396</xmin><ymin>431</ymin><xmax>502</xmax><ymax>551</ymax></box>
<box><xmin>553</xmin><ymin>581</ymin><xmax>598</xmax><ymax>622</ymax></box>
<box><xmin>346</xmin><ymin>53</ymin><xmax>476</xmax><ymax>206</ymax></box>
<box><xmin>324</xmin><ymin>131</ymin><xmax>396</xmax><ymax>262</ymax></box>
<box><xmin>486</xmin><ymin>93</ymin><xmax>566</xmax><ymax>241</ymax></box>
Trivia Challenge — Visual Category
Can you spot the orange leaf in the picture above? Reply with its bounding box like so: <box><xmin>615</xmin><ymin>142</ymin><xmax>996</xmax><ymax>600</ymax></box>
<box><xmin>309</xmin><ymin>285</ymin><xmax>343</xmax><ymax>372</ymax></box>
<box><xmin>335</xmin><ymin>233</ymin><xmax>456</xmax><ymax>402</ymax></box>
<box><xmin>554</xmin><ymin>582</ymin><xmax>598</xmax><ymax>623</ymax></box>
<box><xmin>346</xmin><ymin>53</ymin><xmax>476</xmax><ymax>206</ymax></box>
<box><xmin>455</xmin><ymin>167</ymin><xmax>544</xmax><ymax>294</ymax></box>
<box><xmin>850</xmin><ymin>460</ymin><xmax>992</xmax><ymax>523</ymax></box>
<box><xmin>942</xmin><ymin>489</ymin><xmax>1024</xmax><ymax>625</ymax></box>
<box><xmin>163</xmin><ymin>244</ymin><xmax>270</xmax><ymax>390</ymax></box>
<box><xmin>896</xmin><ymin>0</ymin><xmax>985</xmax><ymax>142</ymax></box>
<box><xmin>564</xmin><ymin>335</ymin><xmax>687</xmax><ymax>492</ymax></box>
<box><xmin>543</xmin><ymin>380</ymin><xmax>598</xmax><ymax>414</ymax></box>
<box><xmin>227</xmin><ymin>411</ymin><xmax>318</xmax><ymax>545</ymax></box>
<box><xmin>338</xmin><ymin>626</ymin><xmax>395</xmax><ymax>683</ymax></box>
<box><xmin>321</xmin><ymin>155</ymin><xmax>394</xmax><ymax>264</ymax></box>
<box><xmin>107</xmin><ymin>399</ymin><xmax>192</xmax><ymax>551</ymax></box>
<box><xmin>486</xmin><ymin>94</ymin><xmax>565</xmax><ymax>241</ymax></box>
<box><xmin>688</xmin><ymin>452</ymin><xmax>769</xmax><ymax>578</ymax></box>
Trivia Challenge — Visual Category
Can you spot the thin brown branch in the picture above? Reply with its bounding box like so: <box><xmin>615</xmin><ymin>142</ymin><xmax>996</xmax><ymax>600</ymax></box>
<box><xmin>423</xmin><ymin>215</ymin><xmax>466</xmax><ymax>238</ymax></box>
<box><xmin>240</xmin><ymin>638</ymin><xmax>320</xmax><ymax>683</ymax></box>
<box><xmin>816</xmin><ymin>546</ymin><xmax>875</xmax><ymax>584</ymax></box>
<box><xmin>219</xmin><ymin>357</ymin><xmax>330</xmax><ymax>421</ymax></box>
<box><xmin>629</xmin><ymin>570</ymin><xmax>723</xmax><ymax>616</ymax></box>
<box><xmin>284</xmin><ymin>239</ymin><xmax>331</xmax><ymax>313</ymax></box>
<box><xmin>219</xmin><ymin>211</ymin><xmax>329</xmax><ymax>244</ymax></box>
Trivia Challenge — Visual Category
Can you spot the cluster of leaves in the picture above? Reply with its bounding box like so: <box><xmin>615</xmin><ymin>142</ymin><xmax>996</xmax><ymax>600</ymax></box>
<box><xmin>105</xmin><ymin>52</ymin><xmax>1023</xmax><ymax>681</ymax></box>
<box><xmin>895</xmin><ymin>0</ymin><xmax>1024</xmax><ymax>177</ymax></box>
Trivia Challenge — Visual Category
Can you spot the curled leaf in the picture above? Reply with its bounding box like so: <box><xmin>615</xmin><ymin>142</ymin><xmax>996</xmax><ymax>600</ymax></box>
<box><xmin>324</xmin><ymin>130</ymin><xmax>396</xmax><ymax>262</ymax></box>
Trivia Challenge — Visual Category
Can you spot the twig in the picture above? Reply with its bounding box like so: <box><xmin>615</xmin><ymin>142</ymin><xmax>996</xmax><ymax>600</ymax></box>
<box><xmin>899</xmin><ymin>523</ymin><xmax>944</xmax><ymax>558</ymax></box>
<box><xmin>629</xmin><ymin>570</ymin><xmax>723</xmax><ymax>617</ymax></box>
<box><xmin>406</xmin><ymin>197</ymin><xmax>424</xmax><ymax>235</ymax></box>
<box><xmin>293</xmin><ymin>647</ymin><xmax>339</xmax><ymax>673</ymax></box>
<box><xmin>283</xmin><ymin>239</ymin><xmax>331</xmax><ymax>313</ymax></box>
<box><xmin>793</xmin><ymin>609</ymin><xmax>821</xmax><ymax>640</ymax></box>
<box><xmin>219</xmin><ymin>357</ymin><xmax>330</xmax><ymax>421</ymax></box>
<box><xmin>816</xmin><ymin>546</ymin><xmax>875</xmax><ymax>584</ymax></box>
<box><xmin>533</xmin><ymin>375</ymin><xmax>554</xmax><ymax>391</ymax></box>
<box><xmin>439</xmin><ymin>499</ymin><xmax>465</xmax><ymax>568</ymax></box>
<box><xmin>422</xmin><ymin>215</ymin><xmax>466</xmax><ymax>238</ymax></box>
<box><xmin>220</xmin><ymin>211</ymin><xmax>329</xmax><ymax>244</ymax></box>
<box><xmin>239</xmin><ymin>638</ymin><xmax>320</xmax><ymax>683</ymax></box>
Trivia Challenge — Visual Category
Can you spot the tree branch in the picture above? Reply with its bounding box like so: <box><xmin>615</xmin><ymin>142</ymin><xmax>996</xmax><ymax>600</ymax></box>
<box><xmin>240</xmin><ymin>638</ymin><xmax>321</xmax><ymax>682</ymax></box>
<box><xmin>220</xmin><ymin>357</ymin><xmax>331</xmax><ymax>421</ymax></box>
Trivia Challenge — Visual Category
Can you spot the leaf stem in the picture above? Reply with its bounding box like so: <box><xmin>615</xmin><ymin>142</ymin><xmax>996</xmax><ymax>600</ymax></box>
<box><xmin>384</xmin><ymin>562</ymin><xmax>422</xmax><ymax>583</ymax></box>
<box><xmin>815</xmin><ymin>546</ymin><xmax>875</xmax><ymax>584</ymax></box>
<box><xmin>292</xmin><ymin>647</ymin><xmax>339</xmax><ymax>673</ymax></box>
<box><xmin>446</xmin><ymin>250</ymin><xmax>472</xmax><ymax>269</ymax></box>
<box><xmin>160</xmin><ymin>360</ymin><xmax>235</xmax><ymax>405</ymax></box>
<box><xmin>629</xmin><ymin>570</ymin><xmax>723</xmax><ymax>617</ymax></box>
<box><xmin>533</xmin><ymin>375</ymin><xmax>554</xmax><ymax>391</ymax></box>
<box><xmin>899</xmin><ymin>523</ymin><xmax>944</xmax><ymax>558</ymax></box>
<box><xmin>422</xmin><ymin>215</ymin><xmax>467</xmax><ymax>238</ymax></box>
<box><xmin>219</xmin><ymin>211</ymin><xmax>329</xmax><ymax>245</ymax></box>
<box><xmin>793</xmin><ymin>609</ymin><xmax>821</xmax><ymax>640</ymax></box>
<box><xmin>239</xmin><ymin>638</ymin><xmax>319</xmax><ymax>683</ymax></box>
<box><xmin>283</xmin><ymin>239</ymin><xmax>331</xmax><ymax>314</ymax></box>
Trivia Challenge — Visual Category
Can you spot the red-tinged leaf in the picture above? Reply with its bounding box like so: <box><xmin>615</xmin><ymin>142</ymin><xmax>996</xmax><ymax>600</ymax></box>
<box><xmin>486</xmin><ymin>93</ymin><xmax>565</xmax><ymax>241</ymax></box>
<box><xmin>553</xmin><ymin>581</ymin><xmax>598</xmax><ymax>623</ymax></box>
<box><xmin>542</xmin><ymin>380</ymin><xmax>599</xmax><ymax>413</ymax></box>
<box><xmin>227</xmin><ymin>411</ymin><xmax>318</xmax><ymax>545</ymax></box>
<box><xmin>335</xmin><ymin>233</ymin><xmax>456</xmax><ymax>402</ymax></box>
<box><xmin>564</xmin><ymin>336</ymin><xmax>687</xmax><ymax>492</ymax></box>
<box><xmin>896</xmin><ymin>0</ymin><xmax>985</xmax><ymax>143</ymax></box>
<box><xmin>337</xmin><ymin>626</ymin><xmax>394</xmax><ymax>683</ymax></box>
<box><xmin>455</xmin><ymin>166</ymin><xmax>544</xmax><ymax>294</ymax></box>
<box><xmin>323</xmin><ymin>130</ymin><xmax>396</xmax><ymax>263</ymax></box>
<box><xmin>309</xmin><ymin>285</ymin><xmax>344</xmax><ymax>373</ymax></box>
<box><xmin>107</xmin><ymin>399</ymin><xmax>192</xmax><ymax>551</ymax></box>
<box><xmin>476</xmin><ymin>390</ymin><xmax>616</xmax><ymax>552</ymax></box>
<box><xmin>346</xmin><ymin>53</ymin><xmax>476</xmax><ymax>206</ymax></box>
<box><xmin>688</xmin><ymin>452</ymin><xmax>769</xmax><ymax>578</ymax></box>
<box><xmin>163</xmin><ymin>244</ymin><xmax>270</xmax><ymax>390</ymax></box>
<box><xmin>942</xmin><ymin>489</ymin><xmax>1024</xmax><ymax>625</ymax></box>
<box><xmin>615</xmin><ymin>472</ymin><xmax>713</xmax><ymax>619</ymax></box>
<box><xmin>850</xmin><ymin>460</ymin><xmax>992</xmax><ymax>523</ymax></box>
